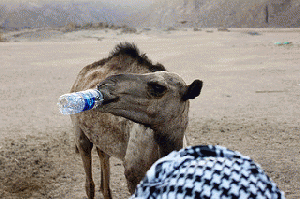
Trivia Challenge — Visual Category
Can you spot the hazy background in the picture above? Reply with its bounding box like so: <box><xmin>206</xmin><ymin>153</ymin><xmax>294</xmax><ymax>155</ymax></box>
<box><xmin>0</xmin><ymin>0</ymin><xmax>153</xmax><ymax>5</ymax></box>
<box><xmin>1</xmin><ymin>0</ymin><xmax>300</xmax><ymax>31</ymax></box>
<box><xmin>0</xmin><ymin>0</ymin><xmax>152</xmax><ymax>30</ymax></box>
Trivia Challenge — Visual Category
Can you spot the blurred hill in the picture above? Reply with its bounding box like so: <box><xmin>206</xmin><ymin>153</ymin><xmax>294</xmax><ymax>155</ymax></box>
<box><xmin>133</xmin><ymin>0</ymin><xmax>300</xmax><ymax>28</ymax></box>
<box><xmin>1</xmin><ymin>0</ymin><xmax>299</xmax><ymax>30</ymax></box>
<box><xmin>0</xmin><ymin>1</ymin><xmax>145</xmax><ymax>30</ymax></box>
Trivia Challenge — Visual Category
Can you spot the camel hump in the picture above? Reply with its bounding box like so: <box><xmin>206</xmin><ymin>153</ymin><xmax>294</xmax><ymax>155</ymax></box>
<box><xmin>110</xmin><ymin>42</ymin><xmax>166</xmax><ymax>72</ymax></box>
<box><xmin>110</xmin><ymin>42</ymin><xmax>141</xmax><ymax>59</ymax></box>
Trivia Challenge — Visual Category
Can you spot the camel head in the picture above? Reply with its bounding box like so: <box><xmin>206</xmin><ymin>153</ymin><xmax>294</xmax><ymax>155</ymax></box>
<box><xmin>97</xmin><ymin>71</ymin><xmax>202</xmax><ymax>131</ymax></box>
<box><xmin>97</xmin><ymin>71</ymin><xmax>202</xmax><ymax>155</ymax></box>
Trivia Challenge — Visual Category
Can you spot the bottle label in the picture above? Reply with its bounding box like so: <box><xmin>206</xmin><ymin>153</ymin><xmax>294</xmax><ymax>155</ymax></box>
<box><xmin>77</xmin><ymin>91</ymin><xmax>96</xmax><ymax>111</ymax></box>
<box><xmin>83</xmin><ymin>96</ymin><xmax>96</xmax><ymax>111</ymax></box>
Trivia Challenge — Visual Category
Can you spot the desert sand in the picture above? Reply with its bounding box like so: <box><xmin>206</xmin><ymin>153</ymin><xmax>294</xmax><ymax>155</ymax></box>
<box><xmin>0</xmin><ymin>28</ymin><xmax>299</xmax><ymax>198</ymax></box>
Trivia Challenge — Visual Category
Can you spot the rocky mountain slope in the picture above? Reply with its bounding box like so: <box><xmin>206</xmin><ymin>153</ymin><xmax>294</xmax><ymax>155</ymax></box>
<box><xmin>0</xmin><ymin>1</ymin><xmax>143</xmax><ymax>30</ymax></box>
<box><xmin>1</xmin><ymin>0</ymin><xmax>299</xmax><ymax>30</ymax></box>
<box><xmin>134</xmin><ymin>0</ymin><xmax>300</xmax><ymax>28</ymax></box>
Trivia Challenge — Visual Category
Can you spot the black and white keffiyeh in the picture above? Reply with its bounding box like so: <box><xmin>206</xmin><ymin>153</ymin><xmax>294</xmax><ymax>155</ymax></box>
<box><xmin>130</xmin><ymin>145</ymin><xmax>285</xmax><ymax>199</ymax></box>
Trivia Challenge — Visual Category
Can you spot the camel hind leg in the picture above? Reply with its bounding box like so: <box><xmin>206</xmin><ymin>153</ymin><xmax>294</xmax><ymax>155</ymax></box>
<box><xmin>75</xmin><ymin>126</ymin><xmax>95</xmax><ymax>199</ymax></box>
<box><xmin>96</xmin><ymin>147</ymin><xmax>112</xmax><ymax>199</ymax></box>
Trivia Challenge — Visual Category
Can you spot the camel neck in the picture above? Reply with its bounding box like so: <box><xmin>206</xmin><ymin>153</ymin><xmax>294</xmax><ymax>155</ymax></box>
<box><xmin>152</xmin><ymin>122</ymin><xmax>187</xmax><ymax>157</ymax></box>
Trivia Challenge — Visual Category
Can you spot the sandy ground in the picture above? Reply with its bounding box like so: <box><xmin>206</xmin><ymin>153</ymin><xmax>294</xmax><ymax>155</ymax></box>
<box><xmin>0</xmin><ymin>28</ymin><xmax>300</xmax><ymax>198</ymax></box>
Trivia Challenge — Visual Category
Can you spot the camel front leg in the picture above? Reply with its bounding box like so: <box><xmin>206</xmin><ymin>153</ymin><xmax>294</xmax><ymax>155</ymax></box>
<box><xmin>96</xmin><ymin>147</ymin><xmax>112</xmax><ymax>199</ymax></box>
<box><xmin>75</xmin><ymin>127</ymin><xmax>95</xmax><ymax>199</ymax></box>
<box><xmin>124</xmin><ymin>127</ymin><xmax>160</xmax><ymax>194</ymax></box>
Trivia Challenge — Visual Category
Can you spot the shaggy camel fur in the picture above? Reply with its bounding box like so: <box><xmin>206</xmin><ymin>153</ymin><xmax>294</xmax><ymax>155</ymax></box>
<box><xmin>70</xmin><ymin>42</ymin><xmax>203</xmax><ymax>199</ymax></box>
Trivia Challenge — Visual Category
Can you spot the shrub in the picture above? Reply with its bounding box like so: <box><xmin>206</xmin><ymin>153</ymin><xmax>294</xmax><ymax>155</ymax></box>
<box><xmin>62</xmin><ymin>23</ymin><xmax>77</xmax><ymax>33</ymax></box>
<box><xmin>0</xmin><ymin>32</ymin><xmax>6</xmax><ymax>42</ymax></box>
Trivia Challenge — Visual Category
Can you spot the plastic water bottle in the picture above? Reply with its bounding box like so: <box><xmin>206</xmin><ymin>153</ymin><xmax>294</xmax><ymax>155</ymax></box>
<box><xmin>58</xmin><ymin>89</ymin><xmax>104</xmax><ymax>115</ymax></box>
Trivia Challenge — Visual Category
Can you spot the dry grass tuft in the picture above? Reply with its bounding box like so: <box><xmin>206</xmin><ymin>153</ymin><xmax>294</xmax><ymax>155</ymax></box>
<box><xmin>0</xmin><ymin>32</ymin><xmax>7</xmax><ymax>42</ymax></box>
<box><xmin>0</xmin><ymin>32</ymin><xmax>4</xmax><ymax>42</ymax></box>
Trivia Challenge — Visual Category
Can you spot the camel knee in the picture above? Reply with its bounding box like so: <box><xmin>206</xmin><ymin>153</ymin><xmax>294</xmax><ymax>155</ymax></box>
<box><xmin>96</xmin><ymin>148</ymin><xmax>112</xmax><ymax>199</ymax></box>
<box><xmin>75</xmin><ymin>129</ymin><xmax>95</xmax><ymax>198</ymax></box>
<box><xmin>85</xmin><ymin>180</ymin><xmax>95</xmax><ymax>199</ymax></box>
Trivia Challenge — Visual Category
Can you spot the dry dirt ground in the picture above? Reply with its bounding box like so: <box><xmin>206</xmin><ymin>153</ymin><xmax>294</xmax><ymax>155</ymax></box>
<box><xmin>0</xmin><ymin>28</ymin><xmax>299</xmax><ymax>198</ymax></box>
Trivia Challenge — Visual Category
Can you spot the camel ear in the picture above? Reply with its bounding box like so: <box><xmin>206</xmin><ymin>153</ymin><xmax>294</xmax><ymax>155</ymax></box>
<box><xmin>182</xmin><ymin>80</ymin><xmax>203</xmax><ymax>101</ymax></box>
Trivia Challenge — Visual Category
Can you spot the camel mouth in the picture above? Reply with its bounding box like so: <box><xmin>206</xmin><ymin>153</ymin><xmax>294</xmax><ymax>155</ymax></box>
<box><xmin>97</xmin><ymin>88</ymin><xmax>120</xmax><ymax>106</ymax></box>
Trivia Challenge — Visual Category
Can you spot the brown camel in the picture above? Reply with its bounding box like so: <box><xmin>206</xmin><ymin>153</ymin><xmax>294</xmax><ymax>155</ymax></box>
<box><xmin>70</xmin><ymin>42</ymin><xmax>203</xmax><ymax>199</ymax></box>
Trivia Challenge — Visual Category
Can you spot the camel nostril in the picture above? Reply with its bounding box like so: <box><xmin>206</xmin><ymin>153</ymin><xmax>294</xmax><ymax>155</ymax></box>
<box><xmin>97</xmin><ymin>82</ymin><xmax>115</xmax><ymax>90</ymax></box>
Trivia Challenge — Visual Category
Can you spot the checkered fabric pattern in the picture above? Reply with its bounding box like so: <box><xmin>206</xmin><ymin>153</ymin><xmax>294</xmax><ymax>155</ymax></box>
<box><xmin>130</xmin><ymin>145</ymin><xmax>285</xmax><ymax>199</ymax></box>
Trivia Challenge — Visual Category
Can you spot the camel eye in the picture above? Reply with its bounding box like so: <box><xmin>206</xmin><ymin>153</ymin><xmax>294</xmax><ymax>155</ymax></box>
<box><xmin>148</xmin><ymin>82</ymin><xmax>167</xmax><ymax>98</ymax></box>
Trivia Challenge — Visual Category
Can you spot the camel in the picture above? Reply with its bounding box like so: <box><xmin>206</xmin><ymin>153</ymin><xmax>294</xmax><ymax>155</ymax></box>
<box><xmin>70</xmin><ymin>42</ymin><xmax>203</xmax><ymax>199</ymax></box>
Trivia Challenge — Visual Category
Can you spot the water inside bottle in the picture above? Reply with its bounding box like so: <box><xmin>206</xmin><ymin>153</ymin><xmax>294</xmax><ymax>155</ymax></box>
<box><xmin>59</xmin><ymin>98</ymin><xmax>68</xmax><ymax>106</ymax></box>
<box><xmin>58</xmin><ymin>89</ymin><xmax>103</xmax><ymax>115</ymax></box>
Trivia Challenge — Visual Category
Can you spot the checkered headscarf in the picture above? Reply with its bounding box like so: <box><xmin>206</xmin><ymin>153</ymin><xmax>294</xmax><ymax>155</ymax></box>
<box><xmin>130</xmin><ymin>145</ymin><xmax>285</xmax><ymax>199</ymax></box>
